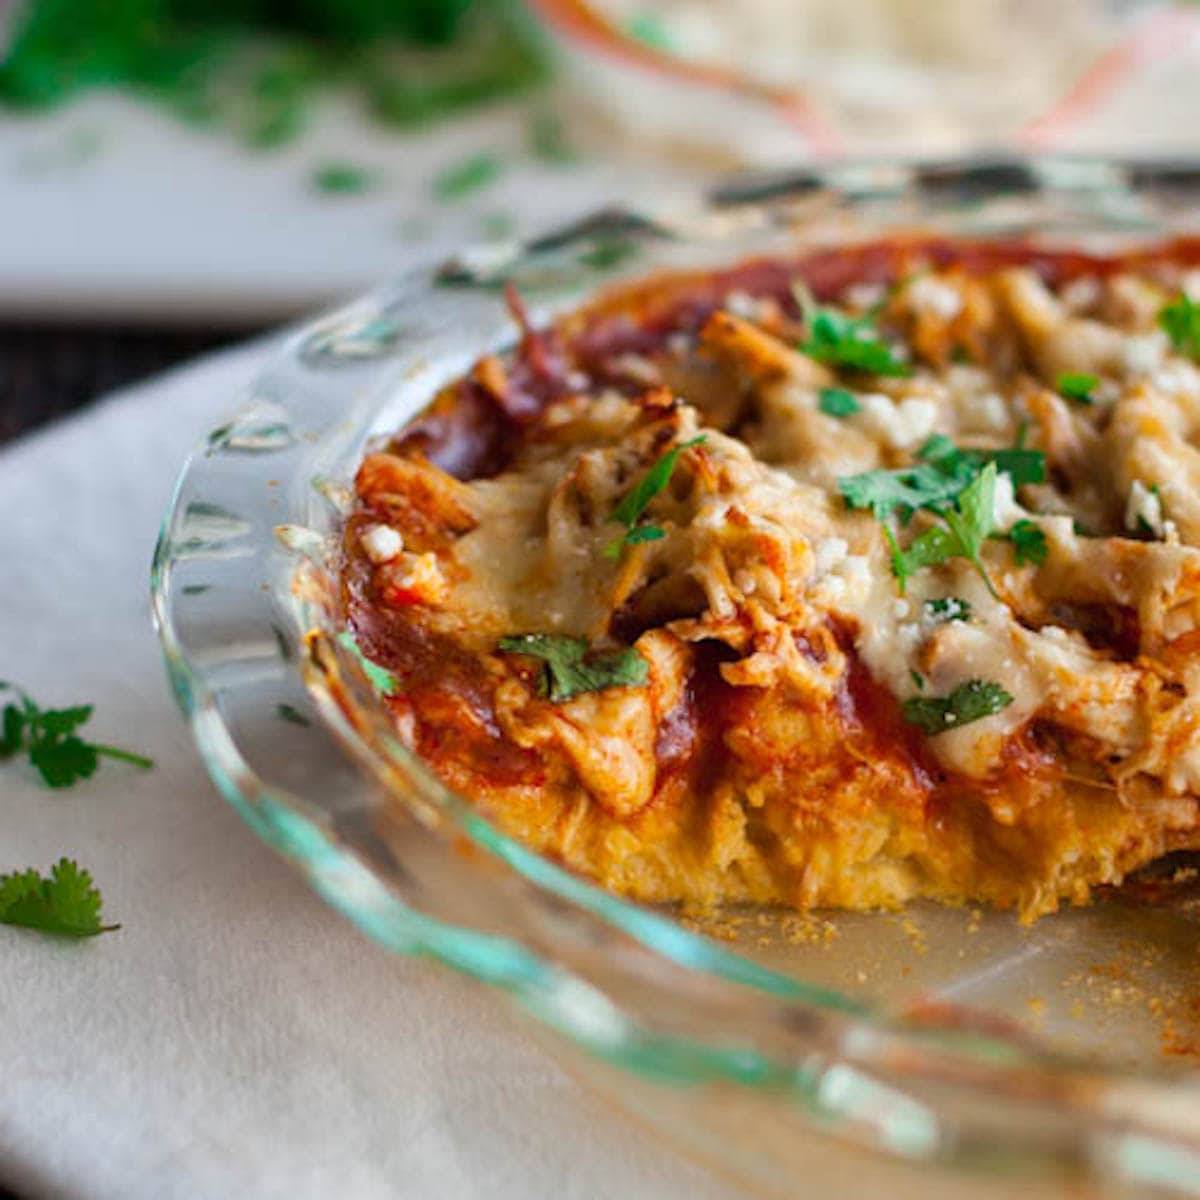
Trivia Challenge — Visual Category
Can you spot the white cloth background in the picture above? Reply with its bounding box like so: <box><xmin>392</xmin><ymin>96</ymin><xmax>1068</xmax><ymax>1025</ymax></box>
<box><xmin>0</xmin><ymin>343</ymin><xmax>742</xmax><ymax>1200</ymax></box>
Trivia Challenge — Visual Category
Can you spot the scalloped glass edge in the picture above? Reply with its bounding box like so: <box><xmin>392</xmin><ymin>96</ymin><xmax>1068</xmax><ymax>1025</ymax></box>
<box><xmin>151</xmin><ymin>156</ymin><xmax>1200</xmax><ymax>1197</ymax></box>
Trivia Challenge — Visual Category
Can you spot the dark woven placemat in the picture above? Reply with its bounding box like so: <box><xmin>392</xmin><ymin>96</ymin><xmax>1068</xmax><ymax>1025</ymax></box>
<box><xmin>0</xmin><ymin>323</ymin><xmax>263</xmax><ymax>445</ymax></box>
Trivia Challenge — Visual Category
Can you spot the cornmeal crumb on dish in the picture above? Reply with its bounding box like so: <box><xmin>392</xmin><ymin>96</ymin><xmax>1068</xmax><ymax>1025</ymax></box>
<box><xmin>341</xmin><ymin>237</ymin><xmax>1200</xmax><ymax>921</ymax></box>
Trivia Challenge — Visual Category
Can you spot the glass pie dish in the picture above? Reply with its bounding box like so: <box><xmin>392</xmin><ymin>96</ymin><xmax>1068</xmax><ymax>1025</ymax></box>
<box><xmin>153</xmin><ymin>157</ymin><xmax>1200</xmax><ymax>1199</ymax></box>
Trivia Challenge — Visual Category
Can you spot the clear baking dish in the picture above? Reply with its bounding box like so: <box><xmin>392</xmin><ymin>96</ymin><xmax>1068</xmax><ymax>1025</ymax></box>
<box><xmin>154</xmin><ymin>156</ymin><xmax>1200</xmax><ymax>1198</ymax></box>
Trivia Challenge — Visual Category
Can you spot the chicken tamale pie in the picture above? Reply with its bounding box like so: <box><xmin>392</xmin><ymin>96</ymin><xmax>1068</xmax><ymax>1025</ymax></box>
<box><xmin>340</xmin><ymin>237</ymin><xmax>1200</xmax><ymax>921</ymax></box>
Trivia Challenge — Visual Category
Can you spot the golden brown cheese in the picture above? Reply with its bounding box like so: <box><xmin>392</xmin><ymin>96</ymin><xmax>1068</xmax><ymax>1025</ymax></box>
<box><xmin>343</xmin><ymin>239</ymin><xmax>1200</xmax><ymax>921</ymax></box>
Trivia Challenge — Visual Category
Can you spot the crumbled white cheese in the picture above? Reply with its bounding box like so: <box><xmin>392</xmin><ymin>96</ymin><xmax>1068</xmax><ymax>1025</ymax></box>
<box><xmin>991</xmin><ymin>473</ymin><xmax>1024</xmax><ymax>530</ymax></box>
<box><xmin>1125</xmin><ymin>479</ymin><xmax>1164</xmax><ymax>536</ymax></box>
<box><xmin>1122</xmin><ymin>332</ymin><xmax>1167</xmax><ymax>376</ymax></box>
<box><xmin>391</xmin><ymin>552</ymin><xmax>447</xmax><ymax>604</ymax></box>
<box><xmin>1151</xmin><ymin>364</ymin><xmax>1200</xmax><ymax>396</ymax></box>
<box><xmin>842</xmin><ymin>282</ymin><xmax>886</xmax><ymax>311</ymax></box>
<box><xmin>907</xmin><ymin>276</ymin><xmax>962</xmax><ymax>320</ymax></box>
<box><xmin>1039</xmin><ymin>625</ymin><xmax>1071</xmax><ymax>644</ymax></box>
<box><xmin>813</xmin><ymin>536</ymin><xmax>849</xmax><ymax>574</ymax></box>
<box><xmin>892</xmin><ymin>598</ymin><xmax>910</xmax><ymax>618</ymax></box>
<box><xmin>565</xmin><ymin>370</ymin><xmax>590</xmax><ymax>391</ymax></box>
<box><xmin>1060</xmin><ymin>275</ymin><xmax>1101</xmax><ymax>311</ymax></box>
<box><xmin>361</xmin><ymin>523</ymin><xmax>403</xmax><ymax>564</ymax></box>
<box><xmin>895</xmin><ymin>622</ymin><xmax>922</xmax><ymax>656</ymax></box>
<box><xmin>857</xmin><ymin>393</ymin><xmax>938</xmax><ymax>451</ymax></box>
<box><xmin>977</xmin><ymin>392</ymin><xmax>1009</xmax><ymax>433</ymax></box>
<box><xmin>724</xmin><ymin>290</ymin><xmax>764</xmax><ymax>321</ymax></box>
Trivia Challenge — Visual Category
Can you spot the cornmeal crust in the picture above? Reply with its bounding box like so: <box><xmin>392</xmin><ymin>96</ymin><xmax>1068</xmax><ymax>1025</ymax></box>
<box><xmin>342</xmin><ymin>237</ymin><xmax>1200</xmax><ymax>921</ymax></box>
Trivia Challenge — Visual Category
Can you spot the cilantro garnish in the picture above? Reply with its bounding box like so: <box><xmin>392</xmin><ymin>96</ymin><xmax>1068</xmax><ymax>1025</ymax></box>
<box><xmin>886</xmin><ymin>463</ymin><xmax>999</xmax><ymax>596</ymax></box>
<box><xmin>433</xmin><ymin>152</ymin><xmax>502</xmax><ymax>201</ymax></box>
<box><xmin>579</xmin><ymin>237</ymin><xmax>638</xmax><ymax>271</ymax></box>
<box><xmin>313</xmin><ymin>162</ymin><xmax>376</xmax><ymax>195</ymax></box>
<box><xmin>605</xmin><ymin>435</ymin><xmax>705</xmax><ymax>558</ymax></box>
<box><xmin>497</xmin><ymin>634</ymin><xmax>648</xmax><ymax>703</ymax></box>
<box><xmin>0</xmin><ymin>858</ymin><xmax>117</xmax><ymax>938</ymax></box>
<box><xmin>925</xmin><ymin>597</ymin><xmax>971</xmax><ymax>623</ymax></box>
<box><xmin>1056</xmin><ymin>371</ymin><xmax>1098</xmax><ymax>405</ymax></box>
<box><xmin>801</xmin><ymin>309</ymin><xmax>910</xmax><ymax>377</ymax></box>
<box><xmin>527</xmin><ymin>110</ymin><xmax>577</xmax><ymax>164</ymax></box>
<box><xmin>0</xmin><ymin>683</ymin><xmax>153</xmax><ymax>789</ymax></box>
<box><xmin>1160</xmin><ymin>293</ymin><xmax>1200</xmax><ymax>360</ymax></box>
<box><xmin>901</xmin><ymin>679</ymin><xmax>1014</xmax><ymax>736</ymax></box>
<box><xmin>839</xmin><ymin>436</ymin><xmax>1044</xmax><ymax>522</ymax></box>
<box><xmin>818</xmin><ymin>387</ymin><xmax>861</xmax><ymax>417</ymax></box>
<box><xmin>1007</xmin><ymin>519</ymin><xmax>1048</xmax><ymax>566</ymax></box>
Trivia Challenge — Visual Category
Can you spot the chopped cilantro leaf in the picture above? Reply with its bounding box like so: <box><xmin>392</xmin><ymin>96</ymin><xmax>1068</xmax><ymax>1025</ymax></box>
<box><xmin>801</xmin><ymin>309</ymin><xmax>910</xmax><ymax>377</ymax></box>
<box><xmin>433</xmin><ymin>152</ymin><xmax>502</xmax><ymax>201</ymax></box>
<box><xmin>527</xmin><ymin>109</ymin><xmax>577</xmax><ymax>164</ymax></box>
<box><xmin>983</xmin><ymin>447</ymin><xmax>1045</xmax><ymax>487</ymax></box>
<box><xmin>910</xmin><ymin>669</ymin><xmax>926</xmax><ymax>690</ymax></box>
<box><xmin>839</xmin><ymin>463</ymin><xmax>965</xmax><ymax>521</ymax></box>
<box><xmin>498</xmin><ymin>634</ymin><xmax>648</xmax><ymax>702</ymax></box>
<box><xmin>926</xmin><ymin>597</ymin><xmax>971</xmax><ymax>623</ymax></box>
<box><xmin>818</xmin><ymin>387</ymin><xmax>860</xmax><ymax>417</ymax></box>
<box><xmin>0</xmin><ymin>684</ymin><xmax>152</xmax><ymax>789</ymax></box>
<box><xmin>1056</xmin><ymin>371</ymin><xmax>1098</xmax><ymax>405</ymax></box>
<box><xmin>0</xmin><ymin>858</ymin><xmax>117</xmax><ymax>938</ymax></box>
<box><xmin>888</xmin><ymin>463</ymin><xmax>999</xmax><ymax>596</ymax></box>
<box><xmin>901</xmin><ymin>679</ymin><xmax>1014</xmax><ymax>736</ymax></box>
<box><xmin>1008</xmin><ymin>519</ymin><xmax>1048</xmax><ymax>566</ymax></box>
<box><xmin>312</xmin><ymin>162</ymin><xmax>376</xmax><ymax>195</ymax></box>
<box><xmin>579</xmin><ymin>237</ymin><xmax>638</xmax><ymax>271</ymax></box>
<box><xmin>605</xmin><ymin>435</ymin><xmax>705</xmax><ymax>558</ymax></box>
<box><xmin>624</xmin><ymin>524</ymin><xmax>665</xmax><ymax>545</ymax></box>
<box><xmin>840</xmin><ymin>437</ymin><xmax>1044</xmax><ymax>523</ymax></box>
<box><xmin>1160</xmin><ymin>293</ymin><xmax>1200</xmax><ymax>360</ymax></box>
<box><xmin>276</xmin><ymin>703</ymin><xmax>311</xmax><ymax>727</ymax></box>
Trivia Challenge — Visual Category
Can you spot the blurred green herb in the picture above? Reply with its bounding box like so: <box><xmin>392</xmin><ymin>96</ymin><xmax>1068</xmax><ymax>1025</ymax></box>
<box><xmin>312</xmin><ymin>162</ymin><xmax>377</xmax><ymax>194</ymax></box>
<box><xmin>1160</xmin><ymin>293</ymin><xmax>1200</xmax><ymax>360</ymax></box>
<box><xmin>818</xmin><ymin>387</ymin><xmax>860</xmax><ymax>417</ymax></box>
<box><xmin>1056</xmin><ymin>371</ymin><xmax>1098</xmax><ymax>405</ymax></box>
<box><xmin>433</xmin><ymin>151</ymin><xmax>502</xmax><ymax>199</ymax></box>
<box><xmin>0</xmin><ymin>0</ymin><xmax>549</xmax><ymax>146</ymax></box>
<box><xmin>579</xmin><ymin>237</ymin><xmax>638</xmax><ymax>271</ymax></box>
<box><xmin>526</xmin><ymin>108</ymin><xmax>577</xmax><ymax>164</ymax></box>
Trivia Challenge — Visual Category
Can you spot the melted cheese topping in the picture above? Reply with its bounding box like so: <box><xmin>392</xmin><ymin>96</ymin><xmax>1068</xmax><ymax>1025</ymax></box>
<box><xmin>344</xmin><ymin>248</ymin><xmax>1200</xmax><ymax>920</ymax></box>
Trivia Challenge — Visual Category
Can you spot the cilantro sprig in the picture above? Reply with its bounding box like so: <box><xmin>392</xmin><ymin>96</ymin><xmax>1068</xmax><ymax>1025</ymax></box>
<box><xmin>605</xmin><ymin>435</ymin><xmax>706</xmax><ymax>559</ymax></box>
<box><xmin>801</xmin><ymin>308</ymin><xmax>910</xmax><ymax>377</ymax></box>
<box><xmin>1</xmin><ymin>683</ymin><xmax>153</xmax><ymax>789</ymax></box>
<box><xmin>884</xmin><ymin>463</ymin><xmax>999</xmax><ymax>596</ymax></box>
<box><xmin>1160</xmin><ymin>293</ymin><xmax>1200</xmax><ymax>360</ymax></box>
<box><xmin>1056</xmin><ymin>371</ymin><xmax>1098</xmax><ymax>405</ymax></box>
<box><xmin>839</xmin><ymin>435</ymin><xmax>1045</xmax><ymax>523</ymax></box>
<box><xmin>498</xmin><ymin>635</ymin><xmax>648</xmax><ymax>703</ymax></box>
<box><xmin>0</xmin><ymin>858</ymin><xmax>117</xmax><ymax>938</ymax></box>
<box><xmin>901</xmin><ymin>679</ymin><xmax>1014</xmax><ymax>736</ymax></box>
